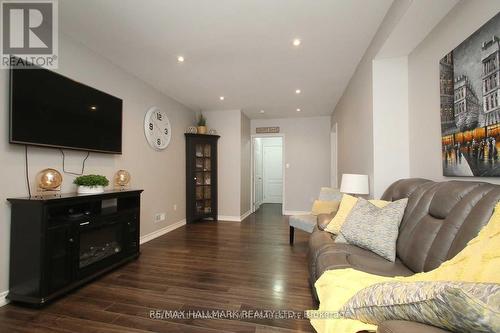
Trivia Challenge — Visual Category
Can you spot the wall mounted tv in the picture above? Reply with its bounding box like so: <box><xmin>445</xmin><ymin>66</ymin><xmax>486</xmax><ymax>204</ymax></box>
<box><xmin>9</xmin><ymin>63</ymin><xmax>123</xmax><ymax>154</ymax></box>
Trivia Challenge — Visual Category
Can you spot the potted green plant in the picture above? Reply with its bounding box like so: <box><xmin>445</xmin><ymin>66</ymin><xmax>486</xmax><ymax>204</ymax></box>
<box><xmin>74</xmin><ymin>174</ymin><xmax>109</xmax><ymax>194</ymax></box>
<box><xmin>197</xmin><ymin>114</ymin><xmax>207</xmax><ymax>134</ymax></box>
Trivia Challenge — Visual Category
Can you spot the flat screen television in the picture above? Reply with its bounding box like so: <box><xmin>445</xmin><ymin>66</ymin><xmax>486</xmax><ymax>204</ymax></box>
<box><xmin>9</xmin><ymin>63</ymin><xmax>123</xmax><ymax>154</ymax></box>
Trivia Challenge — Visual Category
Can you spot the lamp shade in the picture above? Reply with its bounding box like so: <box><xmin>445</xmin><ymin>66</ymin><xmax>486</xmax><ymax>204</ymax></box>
<box><xmin>340</xmin><ymin>174</ymin><xmax>369</xmax><ymax>195</ymax></box>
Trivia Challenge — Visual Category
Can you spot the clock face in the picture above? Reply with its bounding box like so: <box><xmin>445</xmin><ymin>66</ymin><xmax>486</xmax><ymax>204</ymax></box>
<box><xmin>144</xmin><ymin>106</ymin><xmax>172</xmax><ymax>150</ymax></box>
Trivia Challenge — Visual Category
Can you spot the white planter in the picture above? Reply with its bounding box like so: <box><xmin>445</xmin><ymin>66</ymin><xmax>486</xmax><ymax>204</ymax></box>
<box><xmin>77</xmin><ymin>185</ymin><xmax>105</xmax><ymax>194</ymax></box>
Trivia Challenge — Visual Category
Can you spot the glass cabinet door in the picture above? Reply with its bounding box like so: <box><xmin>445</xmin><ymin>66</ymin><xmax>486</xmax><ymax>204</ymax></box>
<box><xmin>186</xmin><ymin>134</ymin><xmax>218</xmax><ymax>223</ymax></box>
<box><xmin>195</xmin><ymin>143</ymin><xmax>213</xmax><ymax>215</ymax></box>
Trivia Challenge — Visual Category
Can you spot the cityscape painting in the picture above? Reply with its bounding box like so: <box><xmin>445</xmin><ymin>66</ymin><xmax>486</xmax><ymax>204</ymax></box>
<box><xmin>440</xmin><ymin>12</ymin><xmax>500</xmax><ymax>177</ymax></box>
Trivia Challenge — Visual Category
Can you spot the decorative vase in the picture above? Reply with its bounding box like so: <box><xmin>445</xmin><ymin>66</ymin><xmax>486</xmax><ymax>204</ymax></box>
<box><xmin>77</xmin><ymin>185</ymin><xmax>105</xmax><ymax>194</ymax></box>
<box><xmin>197</xmin><ymin>126</ymin><xmax>207</xmax><ymax>134</ymax></box>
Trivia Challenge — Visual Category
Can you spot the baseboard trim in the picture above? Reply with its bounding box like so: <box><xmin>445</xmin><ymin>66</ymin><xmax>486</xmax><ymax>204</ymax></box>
<box><xmin>217</xmin><ymin>215</ymin><xmax>242</xmax><ymax>222</ymax></box>
<box><xmin>140</xmin><ymin>219</ymin><xmax>186</xmax><ymax>244</ymax></box>
<box><xmin>240</xmin><ymin>210</ymin><xmax>252</xmax><ymax>221</ymax></box>
<box><xmin>283</xmin><ymin>210</ymin><xmax>310</xmax><ymax>216</ymax></box>
<box><xmin>0</xmin><ymin>290</ymin><xmax>9</xmax><ymax>307</ymax></box>
<box><xmin>218</xmin><ymin>210</ymin><xmax>252</xmax><ymax>222</ymax></box>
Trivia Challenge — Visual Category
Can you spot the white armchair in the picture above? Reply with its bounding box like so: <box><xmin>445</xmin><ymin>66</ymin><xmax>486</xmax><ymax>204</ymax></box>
<box><xmin>288</xmin><ymin>187</ymin><xmax>342</xmax><ymax>244</ymax></box>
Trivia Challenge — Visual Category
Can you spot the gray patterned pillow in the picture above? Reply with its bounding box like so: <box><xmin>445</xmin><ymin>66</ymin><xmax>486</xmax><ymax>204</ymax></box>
<box><xmin>335</xmin><ymin>198</ymin><xmax>407</xmax><ymax>261</ymax></box>
<box><xmin>339</xmin><ymin>281</ymin><xmax>500</xmax><ymax>333</ymax></box>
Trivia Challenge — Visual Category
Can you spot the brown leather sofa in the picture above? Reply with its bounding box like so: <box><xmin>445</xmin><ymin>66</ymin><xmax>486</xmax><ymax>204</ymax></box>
<box><xmin>308</xmin><ymin>178</ymin><xmax>500</xmax><ymax>333</ymax></box>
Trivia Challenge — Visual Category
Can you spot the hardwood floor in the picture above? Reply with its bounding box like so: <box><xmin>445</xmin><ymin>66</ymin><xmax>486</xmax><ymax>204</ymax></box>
<box><xmin>0</xmin><ymin>204</ymin><xmax>316</xmax><ymax>332</ymax></box>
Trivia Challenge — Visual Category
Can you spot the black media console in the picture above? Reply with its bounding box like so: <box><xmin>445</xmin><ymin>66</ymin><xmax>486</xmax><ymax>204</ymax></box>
<box><xmin>7</xmin><ymin>189</ymin><xmax>143</xmax><ymax>306</ymax></box>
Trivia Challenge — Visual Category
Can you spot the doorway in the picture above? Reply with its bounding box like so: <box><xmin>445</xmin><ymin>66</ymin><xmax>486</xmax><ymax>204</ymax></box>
<box><xmin>251</xmin><ymin>136</ymin><xmax>284</xmax><ymax>213</ymax></box>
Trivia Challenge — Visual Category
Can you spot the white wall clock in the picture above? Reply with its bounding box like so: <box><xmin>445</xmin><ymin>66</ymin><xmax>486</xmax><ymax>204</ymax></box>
<box><xmin>144</xmin><ymin>106</ymin><xmax>172</xmax><ymax>150</ymax></box>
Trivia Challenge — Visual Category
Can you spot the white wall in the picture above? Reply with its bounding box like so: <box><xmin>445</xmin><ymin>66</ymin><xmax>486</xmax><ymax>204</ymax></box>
<box><xmin>331</xmin><ymin>0</ymin><xmax>413</xmax><ymax>197</ymax></box>
<box><xmin>373</xmin><ymin>57</ymin><xmax>410</xmax><ymax>197</ymax></box>
<box><xmin>251</xmin><ymin>116</ymin><xmax>331</xmax><ymax>213</ymax></box>
<box><xmin>203</xmin><ymin>109</ymin><xmax>252</xmax><ymax>220</ymax></box>
<box><xmin>330</xmin><ymin>123</ymin><xmax>338</xmax><ymax>188</ymax></box>
<box><xmin>203</xmin><ymin>110</ymin><xmax>243</xmax><ymax>218</ymax></box>
<box><xmin>408</xmin><ymin>0</ymin><xmax>500</xmax><ymax>183</ymax></box>
<box><xmin>0</xmin><ymin>34</ymin><xmax>195</xmax><ymax>297</ymax></box>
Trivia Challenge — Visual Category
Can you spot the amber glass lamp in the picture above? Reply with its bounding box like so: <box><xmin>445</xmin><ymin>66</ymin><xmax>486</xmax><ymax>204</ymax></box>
<box><xmin>36</xmin><ymin>168</ymin><xmax>63</xmax><ymax>194</ymax></box>
<box><xmin>114</xmin><ymin>170</ymin><xmax>131</xmax><ymax>189</ymax></box>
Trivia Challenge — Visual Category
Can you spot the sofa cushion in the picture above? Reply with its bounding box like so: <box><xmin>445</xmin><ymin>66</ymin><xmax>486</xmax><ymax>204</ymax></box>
<box><xmin>340</xmin><ymin>281</ymin><xmax>500</xmax><ymax>333</ymax></box>
<box><xmin>377</xmin><ymin>321</ymin><xmax>452</xmax><ymax>333</ymax></box>
<box><xmin>308</xmin><ymin>228</ymin><xmax>338</xmax><ymax>283</ymax></box>
<box><xmin>308</xmin><ymin>225</ymin><xmax>414</xmax><ymax>286</ymax></box>
<box><xmin>380</xmin><ymin>178</ymin><xmax>432</xmax><ymax>202</ymax></box>
<box><xmin>335</xmin><ymin>198</ymin><xmax>408</xmax><ymax>262</ymax></box>
<box><xmin>315</xmin><ymin>244</ymin><xmax>413</xmax><ymax>281</ymax></box>
<box><xmin>394</xmin><ymin>181</ymin><xmax>500</xmax><ymax>273</ymax></box>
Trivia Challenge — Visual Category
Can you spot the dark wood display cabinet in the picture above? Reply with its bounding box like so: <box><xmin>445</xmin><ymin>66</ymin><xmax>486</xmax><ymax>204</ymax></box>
<box><xmin>7</xmin><ymin>189</ymin><xmax>143</xmax><ymax>306</ymax></box>
<box><xmin>185</xmin><ymin>133</ymin><xmax>220</xmax><ymax>223</ymax></box>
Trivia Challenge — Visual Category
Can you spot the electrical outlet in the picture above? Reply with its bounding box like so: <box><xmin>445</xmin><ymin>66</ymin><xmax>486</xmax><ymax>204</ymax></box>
<box><xmin>154</xmin><ymin>213</ymin><xmax>166</xmax><ymax>223</ymax></box>
<box><xmin>173</xmin><ymin>204</ymin><xmax>177</xmax><ymax>211</ymax></box>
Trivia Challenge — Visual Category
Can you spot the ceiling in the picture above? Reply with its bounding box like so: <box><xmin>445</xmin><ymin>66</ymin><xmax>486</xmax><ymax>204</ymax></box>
<box><xmin>59</xmin><ymin>0</ymin><xmax>393</xmax><ymax>119</ymax></box>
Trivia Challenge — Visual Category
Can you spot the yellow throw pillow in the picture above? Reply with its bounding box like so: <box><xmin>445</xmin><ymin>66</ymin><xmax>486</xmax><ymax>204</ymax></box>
<box><xmin>324</xmin><ymin>194</ymin><xmax>389</xmax><ymax>234</ymax></box>
<box><xmin>311</xmin><ymin>200</ymin><xmax>340</xmax><ymax>216</ymax></box>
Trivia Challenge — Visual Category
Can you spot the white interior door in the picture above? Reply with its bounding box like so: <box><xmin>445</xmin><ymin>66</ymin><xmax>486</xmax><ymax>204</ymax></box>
<box><xmin>254</xmin><ymin>138</ymin><xmax>263</xmax><ymax>210</ymax></box>
<box><xmin>263</xmin><ymin>139</ymin><xmax>283</xmax><ymax>203</ymax></box>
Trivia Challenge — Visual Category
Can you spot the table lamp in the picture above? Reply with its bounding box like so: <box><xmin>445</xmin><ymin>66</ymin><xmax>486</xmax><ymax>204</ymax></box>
<box><xmin>340</xmin><ymin>174</ymin><xmax>369</xmax><ymax>196</ymax></box>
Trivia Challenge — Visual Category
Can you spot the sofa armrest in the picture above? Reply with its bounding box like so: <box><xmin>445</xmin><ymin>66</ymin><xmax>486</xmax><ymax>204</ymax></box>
<box><xmin>376</xmin><ymin>321</ymin><xmax>452</xmax><ymax>333</ymax></box>
<box><xmin>317</xmin><ymin>213</ymin><xmax>335</xmax><ymax>230</ymax></box>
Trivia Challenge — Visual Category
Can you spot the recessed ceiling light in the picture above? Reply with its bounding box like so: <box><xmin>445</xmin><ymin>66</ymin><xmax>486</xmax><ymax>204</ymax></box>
<box><xmin>260</xmin><ymin>110</ymin><xmax>265</xmax><ymax>113</ymax></box>
<box><xmin>296</xmin><ymin>108</ymin><xmax>301</xmax><ymax>112</ymax></box>
<box><xmin>90</xmin><ymin>105</ymin><xmax>97</xmax><ymax>111</ymax></box>
<box><xmin>177</xmin><ymin>56</ymin><xmax>185</xmax><ymax>63</ymax></box>
<box><xmin>295</xmin><ymin>89</ymin><xmax>301</xmax><ymax>94</ymax></box>
<box><xmin>292</xmin><ymin>38</ymin><xmax>301</xmax><ymax>46</ymax></box>
<box><xmin>219</xmin><ymin>96</ymin><xmax>225</xmax><ymax>101</ymax></box>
